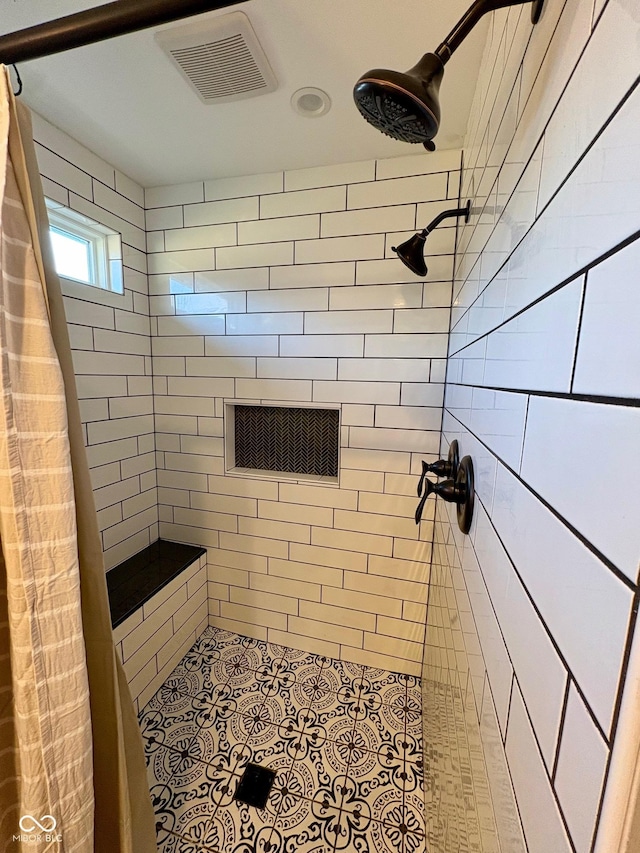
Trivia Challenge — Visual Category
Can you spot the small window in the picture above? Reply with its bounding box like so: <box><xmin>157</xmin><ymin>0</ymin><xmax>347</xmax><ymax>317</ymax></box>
<box><xmin>46</xmin><ymin>199</ymin><xmax>123</xmax><ymax>293</ymax></box>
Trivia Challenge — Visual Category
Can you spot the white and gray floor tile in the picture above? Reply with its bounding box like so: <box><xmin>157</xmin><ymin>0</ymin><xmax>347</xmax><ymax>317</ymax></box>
<box><xmin>140</xmin><ymin>627</ymin><xmax>426</xmax><ymax>853</ymax></box>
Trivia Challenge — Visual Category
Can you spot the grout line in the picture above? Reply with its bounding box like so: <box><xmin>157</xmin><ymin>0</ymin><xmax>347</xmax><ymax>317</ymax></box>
<box><xmin>569</xmin><ymin>272</ymin><xmax>589</xmax><ymax>395</ymax></box>
<box><xmin>503</xmin><ymin>671</ymin><xmax>516</xmax><ymax>748</ymax></box>
<box><xmin>517</xmin><ymin>395</ymin><xmax>531</xmax><ymax>476</ymax></box>
<box><xmin>509</xmin><ymin>680</ymin><xmax>579</xmax><ymax>853</ymax></box>
<box><xmin>450</xmin><ymin>228</ymin><xmax>640</xmax><ymax>358</ymax></box>
<box><xmin>474</xmin><ymin>478</ymin><xmax>617</xmax><ymax>749</ymax></box>
<box><xmin>551</xmin><ymin>675</ymin><xmax>572</xmax><ymax>783</ymax></box>
<box><xmin>453</xmin><ymin>74</ymin><xmax>640</xmax><ymax>340</ymax></box>
<box><xmin>446</xmin><ymin>406</ymin><xmax>637</xmax><ymax>594</ymax></box>
<box><xmin>459</xmin><ymin>0</ymin><xmax>570</xmax><ymax>269</ymax></box>
<box><xmin>448</xmin><ymin>381</ymin><xmax>640</xmax><ymax>411</ymax></box>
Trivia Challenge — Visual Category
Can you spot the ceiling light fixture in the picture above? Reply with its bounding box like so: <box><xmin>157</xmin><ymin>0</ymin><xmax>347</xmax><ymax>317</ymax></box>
<box><xmin>291</xmin><ymin>87</ymin><xmax>332</xmax><ymax>118</ymax></box>
<box><xmin>353</xmin><ymin>0</ymin><xmax>544</xmax><ymax>151</ymax></box>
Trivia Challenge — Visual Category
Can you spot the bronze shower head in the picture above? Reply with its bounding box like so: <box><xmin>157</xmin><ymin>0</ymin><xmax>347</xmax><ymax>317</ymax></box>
<box><xmin>353</xmin><ymin>0</ymin><xmax>545</xmax><ymax>150</ymax></box>
<box><xmin>353</xmin><ymin>53</ymin><xmax>444</xmax><ymax>150</ymax></box>
<box><xmin>393</xmin><ymin>201</ymin><xmax>471</xmax><ymax>277</ymax></box>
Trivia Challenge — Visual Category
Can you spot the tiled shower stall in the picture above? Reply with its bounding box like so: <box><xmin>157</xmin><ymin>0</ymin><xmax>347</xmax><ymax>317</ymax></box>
<box><xmin>35</xmin><ymin>116</ymin><xmax>461</xmax><ymax>696</ymax></box>
<box><xmin>31</xmin><ymin>0</ymin><xmax>640</xmax><ymax>850</ymax></box>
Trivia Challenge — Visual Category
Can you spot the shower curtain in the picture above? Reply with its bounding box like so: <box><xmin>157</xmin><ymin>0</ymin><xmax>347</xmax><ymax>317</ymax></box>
<box><xmin>0</xmin><ymin>68</ymin><xmax>156</xmax><ymax>852</ymax></box>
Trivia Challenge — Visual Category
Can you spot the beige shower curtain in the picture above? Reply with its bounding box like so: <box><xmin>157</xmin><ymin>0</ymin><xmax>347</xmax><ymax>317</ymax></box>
<box><xmin>0</xmin><ymin>68</ymin><xmax>156</xmax><ymax>852</ymax></box>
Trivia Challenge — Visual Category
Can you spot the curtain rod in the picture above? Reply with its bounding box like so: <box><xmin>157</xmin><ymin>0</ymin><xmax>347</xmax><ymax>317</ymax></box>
<box><xmin>0</xmin><ymin>0</ymin><xmax>247</xmax><ymax>65</ymax></box>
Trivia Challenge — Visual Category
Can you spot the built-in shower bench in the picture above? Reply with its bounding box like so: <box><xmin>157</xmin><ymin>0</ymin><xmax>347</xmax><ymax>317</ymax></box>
<box><xmin>107</xmin><ymin>539</ymin><xmax>208</xmax><ymax>711</ymax></box>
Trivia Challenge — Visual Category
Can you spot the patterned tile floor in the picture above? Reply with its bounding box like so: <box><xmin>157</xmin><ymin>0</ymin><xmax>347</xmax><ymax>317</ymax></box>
<box><xmin>140</xmin><ymin>626</ymin><xmax>426</xmax><ymax>853</ymax></box>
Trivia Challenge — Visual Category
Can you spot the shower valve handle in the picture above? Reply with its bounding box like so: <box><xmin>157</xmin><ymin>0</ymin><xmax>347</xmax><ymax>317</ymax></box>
<box><xmin>415</xmin><ymin>454</ymin><xmax>475</xmax><ymax>536</ymax></box>
<box><xmin>415</xmin><ymin>477</ymin><xmax>468</xmax><ymax>524</ymax></box>
<box><xmin>417</xmin><ymin>459</ymin><xmax>453</xmax><ymax>495</ymax></box>
<box><xmin>416</xmin><ymin>441</ymin><xmax>460</xmax><ymax>496</ymax></box>
<box><xmin>415</xmin><ymin>476</ymin><xmax>435</xmax><ymax>524</ymax></box>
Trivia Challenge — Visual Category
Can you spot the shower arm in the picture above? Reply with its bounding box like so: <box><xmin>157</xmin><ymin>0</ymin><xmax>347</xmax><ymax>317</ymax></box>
<box><xmin>435</xmin><ymin>0</ymin><xmax>544</xmax><ymax>64</ymax></box>
<box><xmin>419</xmin><ymin>200</ymin><xmax>472</xmax><ymax>237</ymax></box>
<box><xmin>0</xmin><ymin>0</ymin><xmax>247</xmax><ymax>66</ymax></box>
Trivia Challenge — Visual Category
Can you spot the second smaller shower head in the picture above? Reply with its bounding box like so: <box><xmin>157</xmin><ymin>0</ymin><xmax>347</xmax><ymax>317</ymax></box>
<box><xmin>392</xmin><ymin>200</ymin><xmax>471</xmax><ymax>278</ymax></box>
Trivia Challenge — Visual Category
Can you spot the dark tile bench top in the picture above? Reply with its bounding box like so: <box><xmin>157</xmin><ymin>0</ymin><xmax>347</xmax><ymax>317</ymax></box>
<box><xmin>107</xmin><ymin>539</ymin><xmax>206</xmax><ymax>628</ymax></box>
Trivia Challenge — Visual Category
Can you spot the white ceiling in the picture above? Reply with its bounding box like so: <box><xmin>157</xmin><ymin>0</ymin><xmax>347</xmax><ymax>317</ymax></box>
<box><xmin>0</xmin><ymin>0</ymin><xmax>488</xmax><ymax>188</ymax></box>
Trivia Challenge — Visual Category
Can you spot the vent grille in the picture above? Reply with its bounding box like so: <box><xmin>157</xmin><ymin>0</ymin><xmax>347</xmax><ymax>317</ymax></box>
<box><xmin>156</xmin><ymin>11</ymin><xmax>277</xmax><ymax>104</ymax></box>
<box><xmin>234</xmin><ymin>406</ymin><xmax>339</xmax><ymax>478</ymax></box>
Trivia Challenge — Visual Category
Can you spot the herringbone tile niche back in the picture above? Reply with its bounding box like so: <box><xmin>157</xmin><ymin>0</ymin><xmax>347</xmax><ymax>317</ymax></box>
<box><xmin>233</xmin><ymin>405</ymin><xmax>339</xmax><ymax>477</ymax></box>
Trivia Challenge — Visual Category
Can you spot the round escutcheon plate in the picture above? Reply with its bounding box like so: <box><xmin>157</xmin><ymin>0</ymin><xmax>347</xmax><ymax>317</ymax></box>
<box><xmin>456</xmin><ymin>455</ymin><xmax>474</xmax><ymax>535</ymax></box>
<box><xmin>448</xmin><ymin>439</ymin><xmax>460</xmax><ymax>480</ymax></box>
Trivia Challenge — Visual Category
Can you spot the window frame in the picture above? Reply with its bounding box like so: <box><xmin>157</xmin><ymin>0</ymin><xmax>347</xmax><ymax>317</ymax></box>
<box><xmin>45</xmin><ymin>199</ymin><xmax>124</xmax><ymax>294</ymax></box>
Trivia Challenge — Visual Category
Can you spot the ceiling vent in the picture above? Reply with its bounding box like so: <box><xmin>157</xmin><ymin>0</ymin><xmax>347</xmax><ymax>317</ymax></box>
<box><xmin>155</xmin><ymin>11</ymin><xmax>277</xmax><ymax>104</ymax></box>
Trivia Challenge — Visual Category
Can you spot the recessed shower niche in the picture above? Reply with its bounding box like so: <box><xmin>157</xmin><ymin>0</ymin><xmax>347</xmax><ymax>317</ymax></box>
<box><xmin>224</xmin><ymin>402</ymin><xmax>340</xmax><ymax>483</ymax></box>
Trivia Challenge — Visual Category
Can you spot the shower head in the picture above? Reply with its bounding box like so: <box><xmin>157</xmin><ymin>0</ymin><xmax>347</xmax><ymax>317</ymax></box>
<box><xmin>353</xmin><ymin>53</ymin><xmax>444</xmax><ymax>150</ymax></box>
<box><xmin>393</xmin><ymin>201</ymin><xmax>471</xmax><ymax>277</ymax></box>
<box><xmin>354</xmin><ymin>0</ymin><xmax>545</xmax><ymax>150</ymax></box>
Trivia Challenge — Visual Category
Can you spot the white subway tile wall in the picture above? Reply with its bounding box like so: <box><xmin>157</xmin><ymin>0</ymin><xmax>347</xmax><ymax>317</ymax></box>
<box><xmin>147</xmin><ymin>153</ymin><xmax>462</xmax><ymax>676</ymax></box>
<box><xmin>432</xmin><ymin>2</ymin><xmax>640</xmax><ymax>853</ymax></box>
<box><xmin>32</xmin><ymin>112</ymin><xmax>158</xmax><ymax>571</ymax></box>
<box><xmin>32</xmin><ymin>5</ymin><xmax>638</xmax><ymax>847</ymax></box>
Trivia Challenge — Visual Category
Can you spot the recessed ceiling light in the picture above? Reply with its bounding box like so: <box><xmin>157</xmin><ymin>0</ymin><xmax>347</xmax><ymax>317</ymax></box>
<box><xmin>291</xmin><ymin>87</ymin><xmax>332</xmax><ymax>118</ymax></box>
